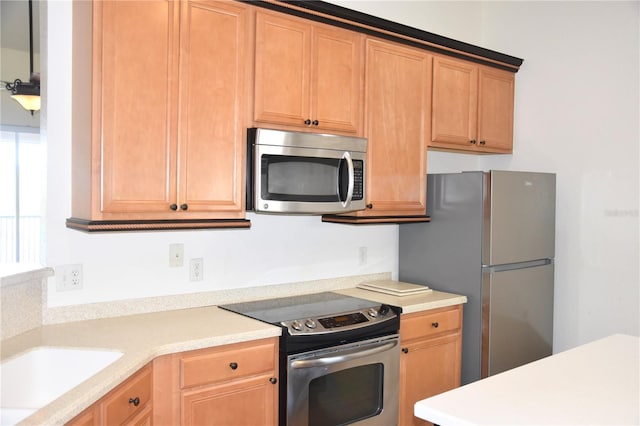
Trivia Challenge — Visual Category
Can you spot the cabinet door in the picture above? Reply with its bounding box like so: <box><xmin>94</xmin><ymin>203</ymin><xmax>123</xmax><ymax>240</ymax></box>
<box><xmin>399</xmin><ymin>334</ymin><xmax>462</xmax><ymax>426</ymax></box>
<box><xmin>311</xmin><ymin>25</ymin><xmax>363</xmax><ymax>134</ymax></box>
<box><xmin>176</xmin><ymin>0</ymin><xmax>248</xmax><ymax>217</ymax></box>
<box><xmin>98</xmin><ymin>0</ymin><xmax>180</xmax><ymax>214</ymax></box>
<box><xmin>181</xmin><ymin>374</ymin><xmax>277</xmax><ymax>426</ymax></box>
<box><xmin>431</xmin><ymin>56</ymin><xmax>478</xmax><ymax>149</ymax></box>
<box><xmin>477</xmin><ymin>66</ymin><xmax>514</xmax><ymax>153</ymax></box>
<box><xmin>362</xmin><ymin>39</ymin><xmax>430</xmax><ymax>216</ymax></box>
<box><xmin>254</xmin><ymin>11</ymin><xmax>311</xmax><ymax>128</ymax></box>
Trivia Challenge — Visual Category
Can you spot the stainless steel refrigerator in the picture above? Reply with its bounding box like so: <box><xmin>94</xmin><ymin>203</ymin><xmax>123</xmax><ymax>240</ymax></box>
<box><xmin>399</xmin><ymin>170</ymin><xmax>556</xmax><ymax>384</ymax></box>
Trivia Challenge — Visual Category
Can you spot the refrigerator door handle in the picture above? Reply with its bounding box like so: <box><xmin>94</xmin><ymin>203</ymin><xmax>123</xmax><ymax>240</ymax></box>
<box><xmin>482</xmin><ymin>258</ymin><xmax>553</xmax><ymax>273</ymax></box>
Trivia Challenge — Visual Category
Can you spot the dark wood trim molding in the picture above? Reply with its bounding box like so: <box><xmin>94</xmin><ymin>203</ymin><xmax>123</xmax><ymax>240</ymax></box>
<box><xmin>246</xmin><ymin>0</ymin><xmax>523</xmax><ymax>72</ymax></box>
<box><xmin>322</xmin><ymin>215</ymin><xmax>431</xmax><ymax>224</ymax></box>
<box><xmin>66</xmin><ymin>217</ymin><xmax>251</xmax><ymax>233</ymax></box>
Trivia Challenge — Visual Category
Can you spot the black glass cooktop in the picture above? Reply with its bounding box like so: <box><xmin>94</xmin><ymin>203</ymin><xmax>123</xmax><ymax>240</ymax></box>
<box><xmin>220</xmin><ymin>292</ymin><xmax>380</xmax><ymax>324</ymax></box>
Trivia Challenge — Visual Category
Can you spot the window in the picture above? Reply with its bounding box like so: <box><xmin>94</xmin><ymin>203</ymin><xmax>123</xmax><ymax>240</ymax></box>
<box><xmin>0</xmin><ymin>126</ymin><xmax>45</xmax><ymax>264</ymax></box>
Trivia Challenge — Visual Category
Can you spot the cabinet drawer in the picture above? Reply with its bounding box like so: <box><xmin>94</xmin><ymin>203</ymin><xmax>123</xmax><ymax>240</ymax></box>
<box><xmin>180</xmin><ymin>339</ymin><xmax>277</xmax><ymax>389</ymax></box>
<box><xmin>401</xmin><ymin>305</ymin><xmax>462</xmax><ymax>342</ymax></box>
<box><xmin>103</xmin><ymin>364</ymin><xmax>152</xmax><ymax>425</ymax></box>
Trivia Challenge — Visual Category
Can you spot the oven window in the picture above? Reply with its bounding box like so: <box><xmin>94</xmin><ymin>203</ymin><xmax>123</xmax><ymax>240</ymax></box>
<box><xmin>308</xmin><ymin>363</ymin><xmax>383</xmax><ymax>426</ymax></box>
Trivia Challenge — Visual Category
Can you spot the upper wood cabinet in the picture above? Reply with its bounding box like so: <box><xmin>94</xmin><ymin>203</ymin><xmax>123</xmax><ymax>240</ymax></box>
<box><xmin>430</xmin><ymin>56</ymin><xmax>515</xmax><ymax>153</ymax></box>
<box><xmin>346</xmin><ymin>38</ymin><xmax>431</xmax><ymax>220</ymax></box>
<box><xmin>253</xmin><ymin>10</ymin><xmax>364</xmax><ymax>135</ymax></box>
<box><xmin>68</xmin><ymin>0</ymin><xmax>251</xmax><ymax>230</ymax></box>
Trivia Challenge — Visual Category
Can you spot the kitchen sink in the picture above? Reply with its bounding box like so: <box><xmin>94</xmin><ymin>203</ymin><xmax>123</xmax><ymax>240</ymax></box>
<box><xmin>0</xmin><ymin>347</ymin><xmax>123</xmax><ymax>425</ymax></box>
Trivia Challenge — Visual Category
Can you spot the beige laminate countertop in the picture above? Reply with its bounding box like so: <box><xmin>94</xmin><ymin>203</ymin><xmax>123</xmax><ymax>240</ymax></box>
<box><xmin>2</xmin><ymin>286</ymin><xmax>466</xmax><ymax>425</ymax></box>
<box><xmin>336</xmin><ymin>287</ymin><xmax>467</xmax><ymax>314</ymax></box>
<box><xmin>1</xmin><ymin>306</ymin><xmax>281</xmax><ymax>425</ymax></box>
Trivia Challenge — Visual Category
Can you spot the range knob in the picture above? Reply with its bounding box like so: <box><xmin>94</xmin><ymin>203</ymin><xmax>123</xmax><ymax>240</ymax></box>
<box><xmin>304</xmin><ymin>319</ymin><xmax>317</xmax><ymax>329</ymax></box>
<box><xmin>291</xmin><ymin>320</ymin><xmax>303</xmax><ymax>331</ymax></box>
<box><xmin>367</xmin><ymin>308</ymin><xmax>378</xmax><ymax>318</ymax></box>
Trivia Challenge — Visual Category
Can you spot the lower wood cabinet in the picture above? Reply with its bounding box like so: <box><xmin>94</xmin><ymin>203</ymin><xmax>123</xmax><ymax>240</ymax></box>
<box><xmin>399</xmin><ymin>305</ymin><xmax>463</xmax><ymax>426</ymax></box>
<box><xmin>154</xmin><ymin>337</ymin><xmax>279</xmax><ymax>426</ymax></box>
<box><xmin>66</xmin><ymin>363</ymin><xmax>153</xmax><ymax>426</ymax></box>
<box><xmin>66</xmin><ymin>338</ymin><xmax>278</xmax><ymax>426</ymax></box>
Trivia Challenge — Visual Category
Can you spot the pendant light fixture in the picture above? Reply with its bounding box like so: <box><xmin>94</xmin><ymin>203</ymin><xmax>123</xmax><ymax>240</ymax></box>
<box><xmin>3</xmin><ymin>0</ymin><xmax>40</xmax><ymax>114</ymax></box>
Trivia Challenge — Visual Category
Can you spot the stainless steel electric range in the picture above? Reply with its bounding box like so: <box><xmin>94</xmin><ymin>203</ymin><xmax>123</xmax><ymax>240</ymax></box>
<box><xmin>220</xmin><ymin>292</ymin><xmax>401</xmax><ymax>426</ymax></box>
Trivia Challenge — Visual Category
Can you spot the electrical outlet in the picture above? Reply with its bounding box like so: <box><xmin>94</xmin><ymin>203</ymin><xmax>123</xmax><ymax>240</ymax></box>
<box><xmin>190</xmin><ymin>258</ymin><xmax>204</xmax><ymax>282</ymax></box>
<box><xmin>359</xmin><ymin>247</ymin><xmax>368</xmax><ymax>266</ymax></box>
<box><xmin>169</xmin><ymin>243</ymin><xmax>184</xmax><ymax>267</ymax></box>
<box><xmin>56</xmin><ymin>264</ymin><xmax>83</xmax><ymax>291</ymax></box>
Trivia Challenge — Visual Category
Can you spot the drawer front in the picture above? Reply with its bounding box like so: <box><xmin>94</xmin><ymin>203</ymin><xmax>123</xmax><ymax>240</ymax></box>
<box><xmin>103</xmin><ymin>364</ymin><xmax>152</xmax><ymax>425</ymax></box>
<box><xmin>401</xmin><ymin>305</ymin><xmax>462</xmax><ymax>342</ymax></box>
<box><xmin>181</xmin><ymin>339</ymin><xmax>277</xmax><ymax>389</ymax></box>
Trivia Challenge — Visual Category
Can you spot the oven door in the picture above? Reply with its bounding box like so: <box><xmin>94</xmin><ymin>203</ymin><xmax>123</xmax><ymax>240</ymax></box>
<box><xmin>287</xmin><ymin>334</ymin><xmax>400</xmax><ymax>426</ymax></box>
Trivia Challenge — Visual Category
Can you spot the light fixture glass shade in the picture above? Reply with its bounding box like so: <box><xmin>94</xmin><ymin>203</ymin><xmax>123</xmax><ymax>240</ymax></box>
<box><xmin>11</xmin><ymin>93</ymin><xmax>40</xmax><ymax>111</ymax></box>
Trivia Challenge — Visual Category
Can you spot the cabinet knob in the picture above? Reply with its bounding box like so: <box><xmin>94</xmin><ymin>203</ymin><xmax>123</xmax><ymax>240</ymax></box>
<box><xmin>402</xmin><ymin>347</ymin><xmax>409</xmax><ymax>354</ymax></box>
<box><xmin>312</xmin><ymin>120</ymin><xmax>319</xmax><ymax>126</ymax></box>
<box><xmin>304</xmin><ymin>119</ymin><xmax>312</xmax><ymax>125</ymax></box>
<box><xmin>269</xmin><ymin>377</ymin><xmax>278</xmax><ymax>384</ymax></box>
<box><xmin>170</xmin><ymin>204</ymin><xmax>178</xmax><ymax>211</ymax></box>
<box><xmin>180</xmin><ymin>203</ymin><xmax>188</xmax><ymax>211</ymax></box>
<box><xmin>470</xmin><ymin>139</ymin><xmax>477</xmax><ymax>145</ymax></box>
<box><xmin>128</xmin><ymin>397</ymin><xmax>140</xmax><ymax>407</ymax></box>
<box><xmin>479</xmin><ymin>140</ymin><xmax>486</xmax><ymax>145</ymax></box>
<box><xmin>432</xmin><ymin>322</ymin><xmax>439</xmax><ymax>328</ymax></box>
<box><xmin>366</xmin><ymin>204</ymin><xmax>373</xmax><ymax>209</ymax></box>
<box><xmin>229</xmin><ymin>362</ymin><xmax>238</xmax><ymax>370</ymax></box>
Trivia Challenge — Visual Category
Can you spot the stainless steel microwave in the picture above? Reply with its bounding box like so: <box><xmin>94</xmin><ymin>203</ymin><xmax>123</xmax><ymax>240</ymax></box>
<box><xmin>246</xmin><ymin>128</ymin><xmax>367</xmax><ymax>214</ymax></box>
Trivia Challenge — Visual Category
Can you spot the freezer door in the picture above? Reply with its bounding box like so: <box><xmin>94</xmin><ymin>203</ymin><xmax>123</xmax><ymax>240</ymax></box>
<box><xmin>482</xmin><ymin>262</ymin><xmax>554</xmax><ymax>377</ymax></box>
<box><xmin>485</xmin><ymin>171</ymin><xmax>556</xmax><ymax>266</ymax></box>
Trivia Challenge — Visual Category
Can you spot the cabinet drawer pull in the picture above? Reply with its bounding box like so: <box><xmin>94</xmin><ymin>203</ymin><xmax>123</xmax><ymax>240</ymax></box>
<box><xmin>229</xmin><ymin>362</ymin><xmax>238</xmax><ymax>370</ymax></box>
<box><xmin>269</xmin><ymin>377</ymin><xmax>278</xmax><ymax>384</ymax></box>
<box><xmin>366</xmin><ymin>203</ymin><xmax>373</xmax><ymax>209</ymax></box>
<box><xmin>401</xmin><ymin>347</ymin><xmax>409</xmax><ymax>354</ymax></box>
<box><xmin>304</xmin><ymin>119</ymin><xmax>312</xmax><ymax>125</ymax></box>
<box><xmin>170</xmin><ymin>204</ymin><xmax>178</xmax><ymax>211</ymax></box>
<box><xmin>312</xmin><ymin>120</ymin><xmax>319</xmax><ymax>126</ymax></box>
<box><xmin>128</xmin><ymin>397</ymin><xmax>140</xmax><ymax>407</ymax></box>
<box><xmin>180</xmin><ymin>203</ymin><xmax>188</xmax><ymax>211</ymax></box>
<box><xmin>432</xmin><ymin>322</ymin><xmax>439</xmax><ymax>328</ymax></box>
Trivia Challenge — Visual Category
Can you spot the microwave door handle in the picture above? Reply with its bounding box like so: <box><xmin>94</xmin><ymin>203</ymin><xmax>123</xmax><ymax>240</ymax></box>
<box><xmin>340</xmin><ymin>151</ymin><xmax>355</xmax><ymax>207</ymax></box>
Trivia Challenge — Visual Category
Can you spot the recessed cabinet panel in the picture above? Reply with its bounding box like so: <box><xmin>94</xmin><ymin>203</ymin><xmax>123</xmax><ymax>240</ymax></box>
<box><xmin>360</xmin><ymin>39</ymin><xmax>430</xmax><ymax>217</ymax></box>
<box><xmin>311</xmin><ymin>26</ymin><xmax>363</xmax><ymax>134</ymax></box>
<box><xmin>100</xmin><ymin>0</ymin><xmax>178</xmax><ymax>213</ymax></box>
<box><xmin>253</xmin><ymin>10</ymin><xmax>363</xmax><ymax>135</ymax></box>
<box><xmin>178</xmin><ymin>1</ymin><xmax>247</xmax><ymax>214</ymax></box>
<box><xmin>431</xmin><ymin>57</ymin><xmax>478</xmax><ymax>149</ymax></box>
<box><xmin>254</xmin><ymin>11</ymin><xmax>311</xmax><ymax>126</ymax></box>
<box><xmin>477</xmin><ymin>67</ymin><xmax>515</xmax><ymax>152</ymax></box>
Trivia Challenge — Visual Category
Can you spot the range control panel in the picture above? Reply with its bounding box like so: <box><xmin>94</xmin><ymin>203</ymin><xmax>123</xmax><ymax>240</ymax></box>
<box><xmin>281</xmin><ymin>304</ymin><xmax>396</xmax><ymax>335</ymax></box>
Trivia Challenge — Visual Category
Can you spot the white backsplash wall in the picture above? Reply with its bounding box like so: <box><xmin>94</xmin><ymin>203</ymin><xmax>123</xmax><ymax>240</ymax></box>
<box><xmin>46</xmin><ymin>212</ymin><xmax>398</xmax><ymax>306</ymax></box>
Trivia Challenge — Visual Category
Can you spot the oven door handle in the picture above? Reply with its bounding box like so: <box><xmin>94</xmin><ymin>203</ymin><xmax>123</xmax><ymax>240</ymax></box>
<box><xmin>290</xmin><ymin>340</ymin><xmax>398</xmax><ymax>369</ymax></box>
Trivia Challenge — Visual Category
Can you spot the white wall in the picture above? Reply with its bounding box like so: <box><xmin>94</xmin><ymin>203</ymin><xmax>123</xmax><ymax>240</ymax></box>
<box><xmin>333</xmin><ymin>0</ymin><xmax>640</xmax><ymax>352</ymax></box>
<box><xmin>43</xmin><ymin>2</ymin><xmax>638</xmax><ymax>352</ymax></box>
